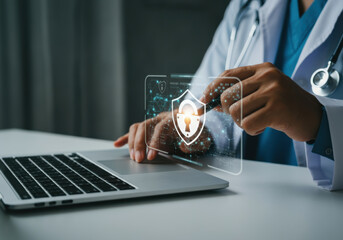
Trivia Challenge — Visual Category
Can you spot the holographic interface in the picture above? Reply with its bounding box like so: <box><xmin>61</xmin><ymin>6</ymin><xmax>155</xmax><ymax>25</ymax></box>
<box><xmin>145</xmin><ymin>75</ymin><xmax>243</xmax><ymax>175</ymax></box>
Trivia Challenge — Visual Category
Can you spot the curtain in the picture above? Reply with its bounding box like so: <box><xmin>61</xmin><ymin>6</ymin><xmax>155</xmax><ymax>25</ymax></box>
<box><xmin>0</xmin><ymin>0</ymin><xmax>126</xmax><ymax>140</ymax></box>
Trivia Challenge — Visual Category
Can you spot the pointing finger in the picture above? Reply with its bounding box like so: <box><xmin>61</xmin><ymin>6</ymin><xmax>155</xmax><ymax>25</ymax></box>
<box><xmin>114</xmin><ymin>133</ymin><xmax>129</xmax><ymax>147</ymax></box>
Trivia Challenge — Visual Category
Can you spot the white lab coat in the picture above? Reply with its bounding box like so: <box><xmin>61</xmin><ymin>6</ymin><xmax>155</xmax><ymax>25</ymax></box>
<box><xmin>192</xmin><ymin>0</ymin><xmax>343</xmax><ymax>190</ymax></box>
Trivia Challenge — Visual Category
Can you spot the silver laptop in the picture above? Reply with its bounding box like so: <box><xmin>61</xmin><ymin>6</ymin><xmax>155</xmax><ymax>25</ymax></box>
<box><xmin>0</xmin><ymin>148</ymin><xmax>228</xmax><ymax>210</ymax></box>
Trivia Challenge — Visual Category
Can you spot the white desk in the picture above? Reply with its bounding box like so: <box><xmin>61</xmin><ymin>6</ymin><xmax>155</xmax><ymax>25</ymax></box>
<box><xmin>0</xmin><ymin>129</ymin><xmax>342</xmax><ymax>240</ymax></box>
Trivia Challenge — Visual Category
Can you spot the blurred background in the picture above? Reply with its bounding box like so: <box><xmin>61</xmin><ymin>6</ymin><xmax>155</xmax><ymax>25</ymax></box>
<box><xmin>0</xmin><ymin>0</ymin><xmax>228</xmax><ymax>140</ymax></box>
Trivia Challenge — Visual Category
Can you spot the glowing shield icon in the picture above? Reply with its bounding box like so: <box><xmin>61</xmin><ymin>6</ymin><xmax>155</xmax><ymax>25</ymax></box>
<box><xmin>172</xmin><ymin>89</ymin><xmax>206</xmax><ymax>145</ymax></box>
<box><xmin>158</xmin><ymin>81</ymin><xmax>167</xmax><ymax>93</ymax></box>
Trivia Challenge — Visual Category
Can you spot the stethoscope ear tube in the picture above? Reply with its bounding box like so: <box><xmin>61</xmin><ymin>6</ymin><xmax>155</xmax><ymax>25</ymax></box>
<box><xmin>227</xmin><ymin>8</ymin><xmax>259</xmax><ymax>69</ymax></box>
<box><xmin>234</xmin><ymin>14</ymin><xmax>259</xmax><ymax>69</ymax></box>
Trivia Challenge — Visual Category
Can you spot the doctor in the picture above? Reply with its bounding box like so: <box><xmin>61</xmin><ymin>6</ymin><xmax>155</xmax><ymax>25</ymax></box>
<box><xmin>115</xmin><ymin>0</ymin><xmax>343</xmax><ymax>190</ymax></box>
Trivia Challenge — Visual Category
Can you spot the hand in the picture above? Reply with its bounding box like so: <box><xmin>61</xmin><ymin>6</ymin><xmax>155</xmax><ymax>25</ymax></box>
<box><xmin>202</xmin><ymin>62</ymin><xmax>322</xmax><ymax>142</ymax></box>
<box><xmin>114</xmin><ymin>111</ymin><xmax>213</xmax><ymax>162</ymax></box>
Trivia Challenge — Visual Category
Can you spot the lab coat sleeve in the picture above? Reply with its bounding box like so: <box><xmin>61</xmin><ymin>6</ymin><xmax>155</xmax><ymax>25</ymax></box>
<box><xmin>306</xmin><ymin>97</ymin><xmax>343</xmax><ymax>191</ymax></box>
<box><xmin>190</xmin><ymin>0</ymin><xmax>243</xmax><ymax>154</ymax></box>
<box><xmin>311</xmin><ymin>108</ymin><xmax>334</xmax><ymax>160</ymax></box>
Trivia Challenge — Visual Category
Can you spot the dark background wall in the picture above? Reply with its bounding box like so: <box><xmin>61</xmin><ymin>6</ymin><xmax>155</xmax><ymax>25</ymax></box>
<box><xmin>123</xmin><ymin>0</ymin><xmax>228</xmax><ymax>127</ymax></box>
<box><xmin>0</xmin><ymin>0</ymin><xmax>229</xmax><ymax>140</ymax></box>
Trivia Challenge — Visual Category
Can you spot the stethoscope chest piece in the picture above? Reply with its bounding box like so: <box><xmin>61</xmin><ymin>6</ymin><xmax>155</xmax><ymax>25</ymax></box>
<box><xmin>311</xmin><ymin>34</ymin><xmax>343</xmax><ymax>97</ymax></box>
<box><xmin>311</xmin><ymin>61</ymin><xmax>340</xmax><ymax>97</ymax></box>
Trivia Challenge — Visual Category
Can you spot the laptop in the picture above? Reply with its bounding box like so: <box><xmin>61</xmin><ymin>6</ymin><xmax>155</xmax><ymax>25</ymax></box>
<box><xmin>0</xmin><ymin>148</ymin><xmax>229</xmax><ymax>210</ymax></box>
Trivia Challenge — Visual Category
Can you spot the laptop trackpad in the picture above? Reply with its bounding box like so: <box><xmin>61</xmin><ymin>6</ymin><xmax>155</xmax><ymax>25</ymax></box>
<box><xmin>99</xmin><ymin>159</ymin><xmax>185</xmax><ymax>175</ymax></box>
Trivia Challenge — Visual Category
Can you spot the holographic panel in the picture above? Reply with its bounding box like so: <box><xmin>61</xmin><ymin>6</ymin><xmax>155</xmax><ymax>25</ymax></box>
<box><xmin>145</xmin><ymin>75</ymin><xmax>243</xmax><ymax>175</ymax></box>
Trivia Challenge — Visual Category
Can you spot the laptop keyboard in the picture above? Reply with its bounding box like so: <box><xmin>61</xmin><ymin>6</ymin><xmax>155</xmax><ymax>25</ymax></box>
<box><xmin>0</xmin><ymin>153</ymin><xmax>135</xmax><ymax>200</ymax></box>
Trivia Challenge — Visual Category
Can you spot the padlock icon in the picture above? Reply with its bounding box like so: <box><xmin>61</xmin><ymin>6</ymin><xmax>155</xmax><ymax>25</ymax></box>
<box><xmin>172</xmin><ymin>89</ymin><xmax>206</xmax><ymax>145</ymax></box>
<box><xmin>176</xmin><ymin>99</ymin><xmax>200</xmax><ymax>138</ymax></box>
<box><xmin>158</xmin><ymin>81</ymin><xmax>166</xmax><ymax>93</ymax></box>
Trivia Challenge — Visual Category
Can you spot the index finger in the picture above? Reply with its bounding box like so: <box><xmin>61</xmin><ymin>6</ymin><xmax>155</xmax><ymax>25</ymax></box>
<box><xmin>202</xmin><ymin>66</ymin><xmax>255</xmax><ymax>104</ymax></box>
<box><xmin>114</xmin><ymin>133</ymin><xmax>129</xmax><ymax>147</ymax></box>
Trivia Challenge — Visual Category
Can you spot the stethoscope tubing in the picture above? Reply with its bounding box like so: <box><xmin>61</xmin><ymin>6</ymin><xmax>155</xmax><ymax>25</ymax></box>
<box><xmin>331</xmin><ymin>34</ymin><xmax>343</xmax><ymax>65</ymax></box>
<box><xmin>227</xmin><ymin>4</ymin><xmax>260</xmax><ymax>69</ymax></box>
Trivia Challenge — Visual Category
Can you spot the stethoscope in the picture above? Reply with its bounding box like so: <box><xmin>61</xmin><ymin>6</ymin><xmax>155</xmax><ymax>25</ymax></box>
<box><xmin>311</xmin><ymin>34</ymin><xmax>343</xmax><ymax>96</ymax></box>
<box><xmin>226</xmin><ymin>0</ymin><xmax>260</xmax><ymax>69</ymax></box>
<box><xmin>227</xmin><ymin>0</ymin><xmax>343</xmax><ymax>97</ymax></box>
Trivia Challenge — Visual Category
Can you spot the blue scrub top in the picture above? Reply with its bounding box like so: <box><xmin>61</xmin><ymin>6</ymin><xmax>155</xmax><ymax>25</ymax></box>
<box><xmin>244</xmin><ymin>0</ymin><xmax>327</xmax><ymax>165</ymax></box>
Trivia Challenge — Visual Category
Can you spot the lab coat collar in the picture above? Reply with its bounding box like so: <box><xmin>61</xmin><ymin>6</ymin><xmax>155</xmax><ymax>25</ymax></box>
<box><xmin>292</xmin><ymin>0</ymin><xmax>343</xmax><ymax>77</ymax></box>
<box><xmin>258</xmin><ymin>0</ymin><xmax>288</xmax><ymax>63</ymax></box>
